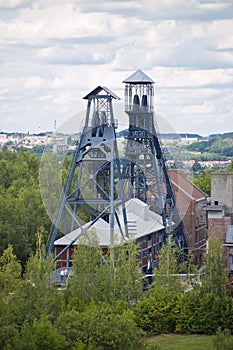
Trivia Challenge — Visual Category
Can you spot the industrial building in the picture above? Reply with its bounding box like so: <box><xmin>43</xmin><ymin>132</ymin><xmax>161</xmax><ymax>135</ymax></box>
<box><xmin>169</xmin><ymin>169</ymin><xmax>207</xmax><ymax>267</ymax></box>
<box><xmin>204</xmin><ymin>173</ymin><xmax>233</xmax><ymax>275</ymax></box>
<box><xmin>47</xmin><ymin>70</ymin><xmax>189</xmax><ymax>275</ymax></box>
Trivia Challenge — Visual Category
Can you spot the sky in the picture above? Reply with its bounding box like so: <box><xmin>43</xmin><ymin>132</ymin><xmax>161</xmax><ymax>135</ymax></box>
<box><xmin>0</xmin><ymin>0</ymin><xmax>233</xmax><ymax>136</ymax></box>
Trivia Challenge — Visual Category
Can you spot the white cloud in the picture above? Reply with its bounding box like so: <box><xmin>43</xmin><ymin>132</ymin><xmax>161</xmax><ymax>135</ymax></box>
<box><xmin>181</xmin><ymin>101</ymin><xmax>215</xmax><ymax>114</ymax></box>
<box><xmin>37</xmin><ymin>42</ymin><xmax>114</xmax><ymax>65</ymax></box>
<box><xmin>37</xmin><ymin>94</ymin><xmax>53</xmax><ymax>101</ymax></box>
<box><xmin>137</xmin><ymin>0</ymin><xmax>233</xmax><ymax>20</ymax></box>
<box><xmin>24</xmin><ymin>75</ymin><xmax>45</xmax><ymax>89</ymax></box>
<box><xmin>52</xmin><ymin>92</ymin><xmax>77</xmax><ymax>105</ymax></box>
<box><xmin>0</xmin><ymin>0</ymin><xmax>232</xmax><ymax>135</ymax></box>
<box><xmin>0</xmin><ymin>0</ymin><xmax>26</xmax><ymax>8</ymax></box>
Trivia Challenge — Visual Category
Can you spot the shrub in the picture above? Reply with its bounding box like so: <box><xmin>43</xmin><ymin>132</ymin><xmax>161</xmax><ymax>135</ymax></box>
<box><xmin>213</xmin><ymin>328</ymin><xmax>233</xmax><ymax>350</ymax></box>
<box><xmin>175</xmin><ymin>289</ymin><xmax>233</xmax><ymax>335</ymax></box>
<box><xmin>133</xmin><ymin>292</ymin><xmax>178</xmax><ymax>335</ymax></box>
<box><xmin>56</xmin><ymin>303</ymin><xmax>148</xmax><ymax>350</ymax></box>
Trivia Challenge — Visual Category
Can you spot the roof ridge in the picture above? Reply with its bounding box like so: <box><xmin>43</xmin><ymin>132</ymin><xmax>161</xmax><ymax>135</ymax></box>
<box><xmin>123</xmin><ymin>69</ymin><xmax>154</xmax><ymax>83</ymax></box>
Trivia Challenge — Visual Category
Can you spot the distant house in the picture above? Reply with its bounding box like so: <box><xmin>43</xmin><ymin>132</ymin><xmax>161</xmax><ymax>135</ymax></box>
<box><xmin>168</xmin><ymin>169</ymin><xmax>208</xmax><ymax>267</ymax></box>
<box><xmin>0</xmin><ymin>133</ymin><xmax>8</xmax><ymax>146</ymax></box>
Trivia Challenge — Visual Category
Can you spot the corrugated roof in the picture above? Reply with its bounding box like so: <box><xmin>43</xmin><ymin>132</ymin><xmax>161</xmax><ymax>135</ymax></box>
<box><xmin>83</xmin><ymin>86</ymin><xmax>120</xmax><ymax>100</ymax></box>
<box><xmin>123</xmin><ymin>69</ymin><xmax>154</xmax><ymax>84</ymax></box>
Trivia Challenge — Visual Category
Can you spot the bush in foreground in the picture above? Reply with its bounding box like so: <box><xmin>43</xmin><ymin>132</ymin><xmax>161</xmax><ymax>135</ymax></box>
<box><xmin>213</xmin><ymin>328</ymin><xmax>233</xmax><ymax>350</ymax></box>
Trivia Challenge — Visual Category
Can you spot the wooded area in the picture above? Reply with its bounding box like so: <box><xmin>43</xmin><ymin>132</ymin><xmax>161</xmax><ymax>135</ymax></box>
<box><xmin>1</xmin><ymin>233</ymin><xmax>233</xmax><ymax>349</ymax></box>
<box><xmin>187</xmin><ymin>136</ymin><xmax>233</xmax><ymax>157</ymax></box>
<box><xmin>1</xmin><ymin>146</ymin><xmax>233</xmax><ymax>349</ymax></box>
<box><xmin>0</xmin><ymin>147</ymin><xmax>51</xmax><ymax>265</ymax></box>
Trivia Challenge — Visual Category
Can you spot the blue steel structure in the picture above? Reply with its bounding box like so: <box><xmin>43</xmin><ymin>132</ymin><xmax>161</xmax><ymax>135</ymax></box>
<box><xmin>46</xmin><ymin>70</ymin><xmax>187</xmax><ymax>263</ymax></box>
<box><xmin>122</xmin><ymin>70</ymin><xmax>187</xmax><ymax>251</ymax></box>
<box><xmin>46</xmin><ymin>86</ymin><xmax>128</xmax><ymax>260</ymax></box>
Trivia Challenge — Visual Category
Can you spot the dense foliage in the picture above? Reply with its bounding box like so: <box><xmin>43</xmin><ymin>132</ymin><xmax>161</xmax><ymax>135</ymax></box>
<box><xmin>187</xmin><ymin>137</ymin><xmax>233</xmax><ymax>157</ymax></box>
<box><xmin>0</xmin><ymin>147</ymin><xmax>89</xmax><ymax>266</ymax></box>
<box><xmin>1</xmin><ymin>235</ymin><xmax>232</xmax><ymax>349</ymax></box>
<box><xmin>0</xmin><ymin>240</ymin><xmax>157</xmax><ymax>350</ymax></box>
<box><xmin>1</xmin><ymin>146</ymin><xmax>233</xmax><ymax>349</ymax></box>
<box><xmin>192</xmin><ymin>170</ymin><xmax>211</xmax><ymax>195</ymax></box>
<box><xmin>213</xmin><ymin>328</ymin><xmax>233</xmax><ymax>350</ymax></box>
<box><xmin>0</xmin><ymin>147</ymin><xmax>51</xmax><ymax>265</ymax></box>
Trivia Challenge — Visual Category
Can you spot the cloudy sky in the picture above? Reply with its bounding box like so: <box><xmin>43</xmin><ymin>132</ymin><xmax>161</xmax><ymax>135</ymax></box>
<box><xmin>0</xmin><ymin>0</ymin><xmax>233</xmax><ymax>136</ymax></box>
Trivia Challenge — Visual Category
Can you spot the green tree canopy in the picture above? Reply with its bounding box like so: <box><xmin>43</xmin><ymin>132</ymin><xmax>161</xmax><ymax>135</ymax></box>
<box><xmin>201</xmin><ymin>235</ymin><xmax>229</xmax><ymax>298</ymax></box>
<box><xmin>193</xmin><ymin>170</ymin><xmax>211</xmax><ymax>195</ymax></box>
<box><xmin>67</xmin><ymin>230</ymin><xmax>143</xmax><ymax>307</ymax></box>
<box><xmin>0</xmin><ymin>147</ymin><xmax>51</xmax><ymax>265</ymax></box>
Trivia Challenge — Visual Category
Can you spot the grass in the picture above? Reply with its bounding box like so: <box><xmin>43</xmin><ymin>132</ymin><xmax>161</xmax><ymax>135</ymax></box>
<box><xmin>148</xmin><ymin>334</ymin><xmax>215</xmax><ymax>350</ymax></box>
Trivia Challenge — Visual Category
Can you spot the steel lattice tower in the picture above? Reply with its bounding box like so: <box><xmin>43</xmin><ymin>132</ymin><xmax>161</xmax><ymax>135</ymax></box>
<box><xmin>122</xmin><ymin>70</ymin><xmax>187</xmax><ymax>249</ymax></box>
<box><xmin>46</xmin><ymin>71</ymin><xmax>187</xmax><ymax>264</ymax></box>
<box><xmin>46</xmin><ymin>86</ymin><xmax>128</xmax><ymax>259</ymax></box>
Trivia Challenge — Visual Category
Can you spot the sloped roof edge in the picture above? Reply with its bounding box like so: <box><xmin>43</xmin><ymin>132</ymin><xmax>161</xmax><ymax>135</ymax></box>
<box><xmin>83</xmin><ymin>86</ymin><xmax>120</xmax><ymax>100</ymax></box>
<box><xmin>123</xmin><ymin>69</ymin><xmax>154</xmax><ymax>83</ymax></box>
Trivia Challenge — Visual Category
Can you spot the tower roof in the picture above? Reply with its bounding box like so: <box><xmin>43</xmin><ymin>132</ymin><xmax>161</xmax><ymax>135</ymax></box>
<box><xmin>123</xmin><ymin>69</ymin><xmax>154</xmax><ymax>84</ymax></box>
<box><xmin>83</xmin><ymin>86</ymin><xmax>120</xmax><ymax>100</ymax></box>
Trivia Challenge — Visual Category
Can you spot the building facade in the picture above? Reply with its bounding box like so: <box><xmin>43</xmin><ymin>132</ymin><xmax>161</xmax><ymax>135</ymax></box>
<box><xmin>205</xmin><ymin>173</ymin><xmax>233</xmax><ymax>275</ymax></box>
<box><xmin>168</xmin><ymin>169</ymin><xmax>208</xmax><ymax>267</ymax></box>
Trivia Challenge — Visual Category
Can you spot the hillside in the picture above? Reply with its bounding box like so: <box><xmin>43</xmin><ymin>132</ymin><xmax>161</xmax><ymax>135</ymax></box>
<box><xmin>187</xmin><ymin>136</ymin><xmax>233</xmax><ymax>157</ymax></box>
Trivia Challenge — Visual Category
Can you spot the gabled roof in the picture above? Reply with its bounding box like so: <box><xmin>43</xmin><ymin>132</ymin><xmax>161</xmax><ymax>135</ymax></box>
<box><xmin>83</xmin><ymin>86</ymin><xmax>120</xmax><ymax>100</ymax></box>
<box><xmin>54</xmin><ymin>218</ymin><xmax>113</xmax><ymax>247</ymax></box>
<box><xmin>119</xmin><ymin>198</ymin><xmax>164</xmax><ymax>239</ymax></box>
<box><xmin>123</xmin><ymin>69</ymin><xmax>154</xmax><ymax>84</ymax></box>
<box><xmin>54</xmin><ymin>198</ymin><xmax>164</xmax><ymax>247</ymax></box>
<box><xmin>168</xmin><ymin>169</ymin><xmax>208</xmax><ymax>200</ymax></box>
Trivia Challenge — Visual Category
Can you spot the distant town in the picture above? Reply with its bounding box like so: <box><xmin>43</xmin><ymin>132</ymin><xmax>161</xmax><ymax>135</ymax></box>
<box><xmin>1</xmin><ymin>130</ymin><xmax>232</xmax><ymax>171</ymax></box>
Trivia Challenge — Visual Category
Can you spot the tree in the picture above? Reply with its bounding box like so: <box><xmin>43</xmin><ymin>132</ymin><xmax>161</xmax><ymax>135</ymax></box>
<box><xmin>174</xmin><ymin>289</ymin><xmax>233</xmax><ymax>334</ymax></box>
<box><xmin>0</xmin><ymin>147</ymin><xmax>51</xmax><ymax>265</ymax></box>
<box><xmin>152</xmin><ymin>236</ymin><xmax>183</xmax><ymax>294</ymax></box>
<box><xmin>55</xmin><ymin>303</ymin><xmax>147</xmax><ymax>350</ymax></box>
<box><xmin>132</xmin><ymin>239</ymin><xmax>199</xmax><ymax>336</ymax></box>
<box><xmin>213</xmin><ymin>328</ymin><xmax>233</xmax><ymax>350</ymax></box>
<box><xmin>39</xmin><ymin>152</ymin><xmax>63</xmax><ymax>226</ymax></box>
<box><xmin>0</xmin><ymin>244</ymin><xmax>22</xmax><ymax>306</ymax></box>
<box><xmin>193</xmin><ymin>170</ymin><xmax>211</xmax><ymax>195</ymax></box>
<box><xmin>132</xmin><ymin>290</ymin><xmax>178</xmax><ymax>335</ymax></box>
<box><xmin>67</xmin><ymin>230</ymin><xmax>143</xmax><ymax>307</ymax></box>
<box><xmin>201</xmin><ymin>235</ymin><xmax>229</xmax><ymax>298</ymax></box>
<box><xmin>112</xmin><ymin>240</ymin><xmax>143</xmax><ymax>304</ymax></box>
<box><xmin>187</xmin><ymin>137</ymin><xmax>233</xmax><ymax>157</ymax></box>
<box><xmin>192</xmin><ymin>160</ymin><xmax>202</xmax><ymax>175</ymax></box>
<box><xmin>17</xmin><ymin>230</ymin><xmax>64</xmax><ymax>325</ymax></box>
<box><xmin>228</xmin><ymin>158</ymin><xmax>233</xmax><ymax>172</ymax></box>
<box><xmin>19</xmin><ymin>316</ymin><xmax>66</xmax><ymax>350</ymax></box>
<box><xmin>0</xmin><ymin>245</ymin><xmax>22</xmax><ymax>349</ymax></box>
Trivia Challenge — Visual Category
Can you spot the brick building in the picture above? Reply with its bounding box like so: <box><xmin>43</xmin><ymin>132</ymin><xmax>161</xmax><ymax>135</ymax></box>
<box><xmin>204</xmin><ymin>173</ymin><xmax>233</xmax><ymax>275</ymax></box>
<box><xmin>168</xmin><ymin>169</ymin><xmax>208</xmax><ymax>267</ymax></box>
<box><xmin>54</xmin><ymin>198</ymin><xmax>165</xmax><ymax>275</ymax></box>
<box><xmin>54</xmin><ymin>170</ymin><xmax>209</xmax><ymax>273</ymax></box>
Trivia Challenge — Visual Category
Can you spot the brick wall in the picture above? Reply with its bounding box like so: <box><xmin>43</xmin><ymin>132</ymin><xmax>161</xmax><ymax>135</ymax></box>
<box><xmin>208</xmin><ymin>216</ymin><xmax>231</xmax><ymax>241</ymax></box>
